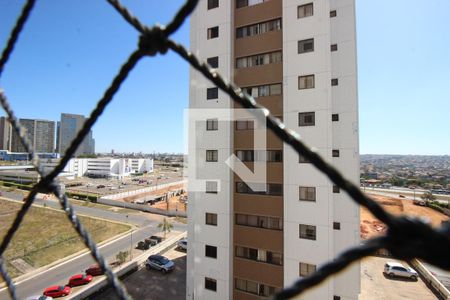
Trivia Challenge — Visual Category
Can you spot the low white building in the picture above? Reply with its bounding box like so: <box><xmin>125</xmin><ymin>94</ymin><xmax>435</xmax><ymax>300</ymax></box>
<box><xmin>41</xmin><ymin>158</ymin><xmax>153</xmax><ymax>179</ymax></box>
<box><xmin>86</xmin><ymin>158</ymin><xmax>153</xmax><ymax>179</ymax></box>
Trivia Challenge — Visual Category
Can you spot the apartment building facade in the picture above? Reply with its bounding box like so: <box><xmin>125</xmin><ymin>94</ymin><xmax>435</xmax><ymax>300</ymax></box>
<box><xmin>9</xmin><ymin>118</ymin><xmax>55</xmax><ymax>153</ymax></box>
<box><xmin>188</xmin><ymin>0</ymin><xmax>360</xmax><ymax>299</ymax></box>
<box><xmin>0</xmin><ymin>117</ymin><xmax>12</xmax><ymax>151</ymax></box>
<box><xmin>59</xmin><ymin>113</ymin><xmax>95</xmax><ymax>156</ymax></box>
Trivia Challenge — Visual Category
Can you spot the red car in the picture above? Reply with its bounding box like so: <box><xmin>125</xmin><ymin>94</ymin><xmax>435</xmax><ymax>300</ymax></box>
<box><xmin>68</xmin><ymin>273</ymin><xmax>93</xmax><ymax>287</ymax></box>
<box><xmin>43</xmin><ymin>285</ymin><xmax>71</xmax><ymax>298</ymax></box>
<box><xmin>85</xmin><ymin>264</ymin><xmax>104</xmax><ymax>276</ymax></box>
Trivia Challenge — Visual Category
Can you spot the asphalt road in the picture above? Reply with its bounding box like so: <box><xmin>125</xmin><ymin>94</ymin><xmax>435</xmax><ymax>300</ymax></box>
<box><xmin>0</xmin><ymin>191</ymin><xmax>187</xmax><ymax>299</ymax></box>
<box><xmin>365</xmin><ymin>189</ymin><xmax>450</xmax><ymax>205</ymax></box>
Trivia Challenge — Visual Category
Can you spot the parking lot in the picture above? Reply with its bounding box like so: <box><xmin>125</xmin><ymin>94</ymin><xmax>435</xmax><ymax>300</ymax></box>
<box><xmin>64</xmin><ymin>167</ymin><xmax>183</xmax><ymax>197</ymax></box>
<box><xmin>361</xmin><ymin>256</ymin><xmax>439</xmax><ymax>300</ymax></box>
<box><xmin>91</xmin><ymin>246</ymin><xmax>186</xmax><ymax>300</ymax></box>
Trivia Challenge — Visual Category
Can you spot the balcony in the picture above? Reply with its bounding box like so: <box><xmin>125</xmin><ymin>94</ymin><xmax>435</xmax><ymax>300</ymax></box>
<box><xmin>234</xmin><ymin>62</ymin><xmax>282</xmax><ymax>87</ymax></box>
<box><xmin>234</xmin><ymin>224</ymin><xmax>283</xmax><ymax>253</ymax></box>
<box><xmin>235</xmin><ymin>0</ymin><xmax>282</xmax><ymax>28</ymax></box>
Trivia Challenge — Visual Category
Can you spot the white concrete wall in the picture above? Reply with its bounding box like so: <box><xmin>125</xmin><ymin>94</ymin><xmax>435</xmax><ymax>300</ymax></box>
<box><xmin>283</xmin><ymin>0</ymin><xmax>360</xmax><ymax>299</ymax></box>
<box><xmin>188</xmin><ymin>1</ymin><xmax>233</xmax><ymax>299</ymax></box>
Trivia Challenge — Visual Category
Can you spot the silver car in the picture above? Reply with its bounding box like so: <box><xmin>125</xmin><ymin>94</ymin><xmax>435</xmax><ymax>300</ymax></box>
<box><xmin>145</xmin><ymin>255</ymin><xmax>174</xmax><ymax>273</ymax></box>
<box><xmin>177</xmin><ymin>238</ymin><xmax>187</xmax><ymax>251</ymax></box>
<box><xmin>384</xmin><ymin>262</ymin><xmax>418</xmax><ymax>280</ymax></box>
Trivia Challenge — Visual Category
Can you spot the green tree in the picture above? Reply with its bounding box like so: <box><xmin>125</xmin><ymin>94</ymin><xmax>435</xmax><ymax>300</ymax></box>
<box><xmin>116</xmin><ymin>251</ymin><xmax>129</xmax><ymax>265</ymax></box>
<box><xmin>421</xmin><ymin>191</ymin><xmax>436</xmax><ymax>203</ymax></box>
<box><xmin>157</xmin><ymin>218</ymin><xmax>173</xmax><ymax>239</ymax></box>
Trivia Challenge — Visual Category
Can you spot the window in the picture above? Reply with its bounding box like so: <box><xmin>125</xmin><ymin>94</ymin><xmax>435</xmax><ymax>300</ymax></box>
<box><xmin>298</xmin><ymin>75</ymin><xmax>315</xmax><ymax>89</ymax></box>
<box><xmin>236</xmin><ymin>213</ymin><xmax>283</xmax><ymax>230</ymax></box>
<box><xmin>235</xmin><ymin>278</ymin><xmax>276</xmax><ymax>297</ymax></box>
<box><xmin>331</xmin><ymin>44</ymin><xmax>338</xmax><ymax>52</ymax></box>
<box><xmin>205</xmin><ymin>277</ymin><xmax>217</xmax><ymax>291</ymax></box>
<box><xmin>207</xmin><ymin>26</ymin><xmax>219</xmax><ymax>39</ymax></box>
<box><xmin>298</xmin><ymin>112</ymin><xmax>315</xmax><ymax>126</ymax></box>
<box><xmin>235</xmin><ymin>120</ymin><xmax>254</xmax><ymax>130</ymax></box>
<box><xmin>236</xmin><ymin>51</ymin><xmax>282</xmax><ymax>69</ymax></box>
<box><xmin>332</xmin><ymin>114</ymin><xmax>339</xmax><ymax>122</ymax></box>
<box><xmin>298</xmin><ymin>3</ymin><xmax>313</xmax><ymax>18</ymax></box>
<box><xmin>236</xmin><ymin>18</ymin><xmax>281</xmax><ymax>39</ymax></box>
<box><xmin>207</xmin><ymin>56</ymin><xmax>219</xmax><ymax>68</ymax></box>
<box><xmin>205</xmin><ymin>245</ymin><xmax>217</xmax><ymax>258</ymax></box>
<box><xmin>299</xmin><ymin>155</ymin><xmax>310</xmax><ymax>163</ymax></box>
<box><xmin>206</xmin><ymin>118</ymin><xmax>218</xmax><ymax>131</ymax></box>
<box><xmin>236</xmin><ymin>0</ymin><xmax>247</xmax><ymax>8</ymax></box>
<box><xmin>235</xmin><ymin>246</ymin><xmax>283</xmax><ymax>265</ymax></box>
<box><xmin>298</xmin><ymin>39</ymin><xmax>314</xmax><ymax>54</ymax></box>
<box><xmin>299</xmin><ymin>262</ymin><xmax>316</xmax><ymax>277</ymax></box>
<box><xmin>333</xmin><ymin>185</ymin><xmax>340</xmax><ymax>193</ymax></box>
<box><xmin>334</xmin><ymin>296</ymin><xmax>341</xmax><ymax>300</ymax></box>
<box><xmin>206</xmin><ymin>213</ymin><xmax>218</xmax><ymax>225</ymax></box>
<box><xmin>236</xmin><ymin>182</ymin><xmax>283</xmax><ymax>196</ymax></box>
<box><xmin>206</xmin><ymin>181</ymin><xmax>218</xmax><ymax>193</ymax></box>
<box><xmin>207</xmin><ymin>0</ymin><xmax>219</xmax><ymax>10</ymax></box>
<box><xmin>207</xmin><ymin>87</ymin><xmax>218</xmax><ymax>99</ymax></box>
<box><xmin>206</xmin><ymin>150</ymin><xmax>218</xmax><ymax>162</ymax></box>
<box><xmin>333</xmin><ymin>222</ymin><xmax>341</xmax><ymax>230</ymax></box>
<box><xmin>330</xmin><ymin>10</ymin><xmax>337</xmax><ymax>17</ymax></box>
<box><xmin>331</xmin><ymin>78</ymin><xmax>339</xmax><ymax>86</ymax></box>
<box><xmin>243</xmin><ymin>83</ymin><xmax>282</xmax><ymax>98</ymax></box>
<box><xmin>236</xmin><ymin>150</ymin><xmax>254</xmax><ymax>162</ymax></box>
<box><xmin>299</xmin><ymin>187</ymin><xmax>316</xmax><ymax>202</ymax></box>
<box><xmin>299</xmin><ymin>224</ymin><xmax>316</xmax><ymax>240</ymax></box>
<box><xmin>267</xmin><ymin>150</ymin><xmax>282</xmax><ymax>162</ymax></box>
<box><xmin>236</xmin><ymin>150</ymin><xmax>282</xmax><ymax>162</ymax></box>
<box><xmin>236</xmin><ymin>0</ymin><xmax>268</xmax><ymax>9</ymax></box>
<box><xmin>332</xmin><ymin>149</ymin><xmax>340</xmax><ymax>157</ymax></box>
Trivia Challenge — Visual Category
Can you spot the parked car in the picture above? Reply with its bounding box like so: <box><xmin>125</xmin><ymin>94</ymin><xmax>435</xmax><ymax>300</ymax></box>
<box><xmin>177</xmin><ymin>238</ymin><xmax>187</xmax><ymax>251</ymax></box>
<box><xmin>399</xmin><ymin>194</ymin><xmax>405</xmax><ymax>198</ymax></box>
<box><xmin>26</xmin><ymin>296</ymin><xmax>53</xmax><ymax>300</ymax></box>
<box><xmin>149</xmin><ymin>235</ymin><xmax>163</xmax><ymax>243</ymax></box>
<box><xmin>413</xmin><ymin>199</ymin><xmax>426</xmax><ymax>206</ymax></box>
<box><xmin>43</xmin><ymin>285</ymin><xmax>71</xmax><ymax>298</ymax></box>
<box><xmin>384</xmin><ymin>262</ymin><xmax>418</xmax><ymax>280</ymax></box>
<box><xmin>96</xmin><ymin>184</ymin><xmax>105</xmax><ymax>189</ymax></box>
<box><xmin>85</xmin><ymin>264</ymin><xmax>104</xmax><ymax>276</ymax></box>
<box><xmin>145</xmin><ymin>255</ymin><xmax>174</xmax><ymax>273</ymax></box>
<box><xmin>68</xmin><ymin>273</ymin><xmax>93</xmax><ymax>287</ymax></box>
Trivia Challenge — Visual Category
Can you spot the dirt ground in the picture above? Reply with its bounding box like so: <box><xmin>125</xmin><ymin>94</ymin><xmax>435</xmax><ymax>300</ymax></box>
<box><xmin>360</xmin><ymin>195</ymin><xmax>449</xmax><ymax>239</ymax></box>
<box><xmin>152</xmin><ymin>193</ymin><xmax>187</xmax><ymax>212</ymax></box>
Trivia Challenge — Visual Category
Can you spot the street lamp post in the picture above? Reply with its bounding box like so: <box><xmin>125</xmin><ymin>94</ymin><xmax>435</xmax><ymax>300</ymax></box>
<box><xmin>130</xmin><ymin>229</ymin><xmax>133</xmax><ymax>261</ymax></box>
<box><xmin>126</xmin><ymin>214</ymin><xmax>132</xmax><ymax>261</ymax></box>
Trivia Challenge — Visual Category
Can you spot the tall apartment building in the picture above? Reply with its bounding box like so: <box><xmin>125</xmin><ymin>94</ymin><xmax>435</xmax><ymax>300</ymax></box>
<box><xmin>59</xmin><ymin>113</ymin><xmax>95</xmax><ymax>156</ymax></box>
<box><xmin>10</xmin><ymin>118</ymin><xmax>55</xmax><ymax>153</ymax></box>
<box><xmin>0</xmin><ymin>117</ymin><xmax>12</xmax><ymax>150</ymax></box>
<box><xmin>188</xmin><ymin>0</ymin><xmax>360</xmax><ymax>299</ymax></box>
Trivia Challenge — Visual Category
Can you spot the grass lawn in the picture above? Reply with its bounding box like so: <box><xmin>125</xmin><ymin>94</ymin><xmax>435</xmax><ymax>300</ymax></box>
<box><xmin>0</xmin><ymin>199</ymin><xmax>130</xmax><ymax>278</ymax></box>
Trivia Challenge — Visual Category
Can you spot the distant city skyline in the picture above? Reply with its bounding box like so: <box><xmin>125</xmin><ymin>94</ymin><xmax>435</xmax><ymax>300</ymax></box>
<box><xmin>0</xmin><ymin>1</ymin><xmax>449</xmax><ymax>155</ymax></box>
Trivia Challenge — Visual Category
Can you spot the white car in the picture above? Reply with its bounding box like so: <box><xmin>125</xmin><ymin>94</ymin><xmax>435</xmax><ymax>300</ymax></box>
<box><xmin>177</xmin><ymin>238</ymin><xmax>187</xmax><ymax>251</ymax></box>
<box><xmin>384</xmin><ymin>262</ymin><xmax>418</xmax><ymax>280</ymax></box>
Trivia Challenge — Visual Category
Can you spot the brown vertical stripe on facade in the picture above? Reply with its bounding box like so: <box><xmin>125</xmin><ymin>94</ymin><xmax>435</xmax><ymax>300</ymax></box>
<box><xmin>232</xmin><ymin>0</ymin><xmax>284</xmax><ymax>296</ymax></box>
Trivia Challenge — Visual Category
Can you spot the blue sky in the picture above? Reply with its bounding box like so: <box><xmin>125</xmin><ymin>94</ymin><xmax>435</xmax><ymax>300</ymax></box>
<box><xmin>0</xmin><ymin>0</ymin><xmax>449</xmax><ymax>155</ymax></box>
